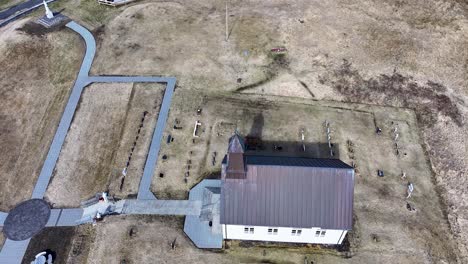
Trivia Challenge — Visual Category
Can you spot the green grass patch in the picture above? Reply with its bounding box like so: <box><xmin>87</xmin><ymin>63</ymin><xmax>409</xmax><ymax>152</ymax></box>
<box><xmin>49</xmin><ymin>0</ymin><xmax>123</xmax><ymax>28</ymax></box>
<box><xmin>0</xmin><ymin>0</ymin><xmax>22</xmax><ymax>10</ymax></box>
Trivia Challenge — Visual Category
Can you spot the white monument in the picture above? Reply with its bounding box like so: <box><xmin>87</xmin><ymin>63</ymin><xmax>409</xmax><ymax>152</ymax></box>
<box><xmin>43</xmin><ymin>0</ymin><xmax>54</xmax><ymax>19</ymax></box>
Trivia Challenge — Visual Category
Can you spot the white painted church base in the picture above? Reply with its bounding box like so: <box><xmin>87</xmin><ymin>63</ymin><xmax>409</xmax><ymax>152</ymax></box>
<box><xmin>222</xmin><ymin>224</ymin><xmax>347</xmax><ymax>245</ymax></box>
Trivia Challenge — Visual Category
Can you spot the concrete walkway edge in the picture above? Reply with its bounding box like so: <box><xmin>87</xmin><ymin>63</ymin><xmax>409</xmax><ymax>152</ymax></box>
<box><xmin>30</xmin><ymin>22</ymin><xmax>96</xmax><ymax>199</ymax></box>
<box><xmin>0</xmin><ymin>211</ymin><xmax>7</xmax><ymax>226</ymax></box>
<box><xmin>0</xmin><ymin>239</ymin><xmax>31</xmax><ymax>263</ymax></box>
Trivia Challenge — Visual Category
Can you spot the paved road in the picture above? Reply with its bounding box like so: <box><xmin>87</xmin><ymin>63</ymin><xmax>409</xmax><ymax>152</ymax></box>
<box><xmin>0</xmin><ymin>0</ymin><xmax>44</xmax><ymax>20</ymax></box>
<box><xmin>0</xmin><ymin>0</ymin><xmax>56</xmax><ymax>27</ymax></box>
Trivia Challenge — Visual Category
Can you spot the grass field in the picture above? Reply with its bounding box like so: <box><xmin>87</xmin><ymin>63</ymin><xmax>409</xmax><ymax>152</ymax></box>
<box><xmin>1</xmin><ymin>0</ymin><xmax>467</xmax><ymax>262</ymax></box>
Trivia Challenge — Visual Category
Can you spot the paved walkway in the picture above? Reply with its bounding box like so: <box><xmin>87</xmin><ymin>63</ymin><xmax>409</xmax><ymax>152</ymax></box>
<box><xmin>1</xmin><ymin>15</ymin><xmax>222</xmax><ymax>263</ymax></box>
<box><xmin>31</xmin><ymin>21</ymin><xmax>95</xmax><ymax>199</ymax></box>
<box><xmin>88</xmin><ymin>76</ymin><xmax>176</xmax><ymax>200</ymax></box>
<box><xmin>31</xmin><ymin>22</ymin><xmax>175</xmax><ymax>200</ymax></box>
<box><xmin>0</xmin><ymin>211</ymin><xmax>7</xmax><ymax>226</ymax></box>
<box><xmin>184</xmin><ymin>179</ymin><xmax>223</xmax><ymax>248</ymax></box>
<box><xmin>121</xmin><ymin>200</ymin><xmax>201</xmax><ymax>216</ymax></box>
<box><xmin>1</xmin><ymin>20</ymin><xmax>177</xmax><ymax>263</ymax></box>
<box><xmin>45</xmin><ymin>209</ymin><xmax>84</xmax><ymax>227</ymax></box>
<box><xmin>0</xmin><ymin>239</ymin><xmax>31</xmax><ymax>263</ymax></box>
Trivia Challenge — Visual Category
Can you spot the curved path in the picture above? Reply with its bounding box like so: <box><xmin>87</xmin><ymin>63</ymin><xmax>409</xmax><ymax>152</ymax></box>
<box><xmin>31</xmin><ymin>21</ymin><xmax>96</xmax><ymax>199</ymax></box>
<box><xmin>1</xmin><ymin>20</ymin><xmax>176</xmax><ymax>263</ymax></box>
<box><xmin>31</xmin><ymin>21</ymin><xmax>174</xmax><ymax>200</ymax></box>
<box><xmin>68</xmin><ymin>22</ymin><xmax>96</xmax><ymax>80</ymax></box>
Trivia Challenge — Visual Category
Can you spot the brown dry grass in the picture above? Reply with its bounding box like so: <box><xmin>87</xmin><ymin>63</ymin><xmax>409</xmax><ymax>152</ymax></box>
<box><xmin>0</xmin><ymin>0</ymin><xmax>23</xmax><ymax>10</ymax></box>
<box><xmin>0</xmin><ymin>19</ymin><xmax>81</xmax><ymax>211</ymax></box>
<box><xmin>153</xmin><ymin>90</ymin><xmax>458</xmax><ymax>263</ymax></box>
<box><xmin>45</xmin><ymin>83</ymin><xmax>164</xmax><ymax>207</ymax></box>
<box><xmin>80</xmin><ymin>0</ymin><xmax>467</xmax><ymax>260</ymax></box>
<box><xmin>0</xmin><ymin>0</ymin><xmax>466</xmax><ymax>262</ymax></box>
<box><xmin>85</xmin><ymin>215</ymin><xmax>233</xmax><ymax>263</ymax></box>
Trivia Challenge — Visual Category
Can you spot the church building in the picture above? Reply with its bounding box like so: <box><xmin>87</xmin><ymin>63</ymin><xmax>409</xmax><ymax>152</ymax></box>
<box><xmin>220</xmin><ymin>133</ymin><xmax>354</xmax><ymax>245</ymax></box>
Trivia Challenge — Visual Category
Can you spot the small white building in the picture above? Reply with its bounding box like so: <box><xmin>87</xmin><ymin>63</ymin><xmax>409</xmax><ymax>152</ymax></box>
<box><xmin>220</xmin><ymin>133</ymin><xmax>355</xmax><ymax>245</ymax></box>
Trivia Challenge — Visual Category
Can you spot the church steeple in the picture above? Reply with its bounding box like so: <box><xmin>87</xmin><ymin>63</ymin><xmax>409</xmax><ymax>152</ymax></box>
<box><xmin>228</xmin><ymin>131</ymin><xmax>245</xmax><ymax>154</ymax></box>
<box><xmin>226</xmin><ymin>131</ymin><xmax>246</xmax><ymax>179</ymax></box>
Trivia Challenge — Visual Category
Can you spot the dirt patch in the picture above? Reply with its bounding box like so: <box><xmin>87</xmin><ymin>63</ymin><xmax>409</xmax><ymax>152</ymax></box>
<box><xmin>89</xmin><ymin>2</ymin><xmax>280</xmax><ymax>93</ymax></box>
<box><xmin>226</xmin><ymin>239</ymin><xmax>349</xmax><ymax>264</ymax></box>
<box><xmin>236</xmin><ymin>53</ymin><xmax>290</xmax><ymax>92</ymax></box>
<box><xmin>22</xmin><ymin>227</ymin><xmax>75</xmax><ymax>264</ymax></box>
<box><xmin>0</xmin><ymin>232</ymin><xmax>4</xmax><ymax>249</ymax></box>
<box><xmin>21</xmin><ymin>224</ymin><xmax>95</xmax><ymax>264</ymax></box>
<box><xmin>17</xmin><ymin>20</ymin><xmax>70</xmax><ymax>37</ymax></box>
<box><xmin>231</xmin><ymin>13</ymin><xmax>277</xmax><ymax>56</ymax></box>
<box><xmin>65</xmin><ymin>225</ymin><xmax>96</xmax><ymax>264</ymax></box>
<box><xmin>360</xmin><ymin>24</ymin><xmax>419</xmax><ymax>64</ymax></box>
<box><xmin>107</xmin><ymin>83</ymin><xmax>164</xmax><ymax>199</ymax></box>
<box><xmin>322</xmin><ymin>60</ymin><xmax>463</xmax><ymax>127</ymax></box>
<box><xmin>86</xmin><ymin>215</ymin><xmax>233</xmax><ymax>263</ymax></box>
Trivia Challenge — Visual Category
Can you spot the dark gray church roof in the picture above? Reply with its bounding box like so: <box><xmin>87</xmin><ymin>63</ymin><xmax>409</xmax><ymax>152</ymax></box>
<box><xmin>221</xmin><ymin>156</ymin><xmax>354</xmax><ymax>230</ymax></box>
<box><xmin>222</xmin><ymin>155</ymin><xmax>353</xmax><ymax>169</ymax></box>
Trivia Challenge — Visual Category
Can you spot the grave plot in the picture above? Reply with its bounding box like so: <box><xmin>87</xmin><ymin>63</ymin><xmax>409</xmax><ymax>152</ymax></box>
<box><xmin>152</xmin><ymin>90</ymin><xmax>457</xmax><ymax>263</ymax></box>
<box><xmin>45</xmin><ymin>83</ymin><xmax>164</xmax><ymax>207</ymax></box>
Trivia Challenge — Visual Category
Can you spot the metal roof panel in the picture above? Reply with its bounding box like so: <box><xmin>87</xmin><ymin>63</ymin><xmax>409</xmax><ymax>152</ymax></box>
<box><xmin>221</xmin><ymin>163</ymin><xmax>354</xmax><ymax>230</ymax></box>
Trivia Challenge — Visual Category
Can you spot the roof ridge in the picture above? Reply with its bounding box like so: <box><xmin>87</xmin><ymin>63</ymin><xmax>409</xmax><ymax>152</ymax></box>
<box><xmin>245</xmin><ymin>154</ymin><xmax>343</xmax><ymax>161</ymax></box>
<box><xmin>243</xmin><ymin>155</ymin><xmax>353</xmax><ymax>169</ymax></box>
